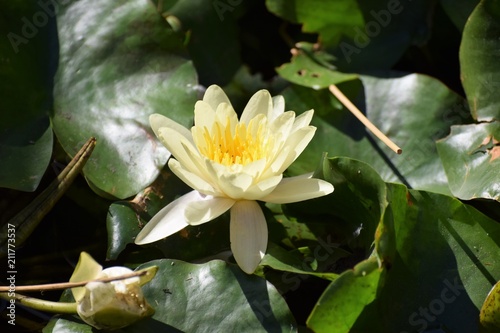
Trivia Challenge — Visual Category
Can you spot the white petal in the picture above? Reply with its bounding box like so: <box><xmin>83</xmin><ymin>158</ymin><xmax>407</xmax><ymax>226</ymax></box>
<box><xmin>205</xmin><ymin>161</ymin><xmax>253</xmax><ymax>199</ymax></box>
<box><xmin>168</xmin><ymin>159</ymin><xmax>218</xmax><ymax>196</ymax></box>
<box><xmin>292</xmin><ymin>110</ymin><xmax>314</xmax><ymax>132</ymax></box>
<box><xmin>203</xmin><ymin>85</ymin><xmax>232</xmax><ymax>110</ymax></box>
<box><xmin>185</xmin><ymin>196</ymin><xmax>235</xmax><ymax>225</ymax></box>
<box><xmin>215</xmin><ymin>103</ymin><xmax>239</xmax><ymax>133</ymax></box>
<box><xmin>230</xmin><ymin>200</ymin><xmax>268</xmax><ymax>274</ymax></box>
<box><xmin>243</xmin><ymin>175</ymin><xmax>282</xmax><ymax>200</ymax></box>
<box><xmin>150</xmin><ymin>114</ymin><xmax>194</xmax><ymax>145</ymax></box>
<box><xmin>260</xmin><ymin>176</ymin><xmax>334</xmax><ymax>204</ymax></box>
<box><xmin>194</xmin><ymin>101</ymin><xmax>216</xmax><ymax>129</ymax></box>
<box><xmin>270</xmin><ymin>95</ymin><xmax>285</xmax><ymax>122</ymax></box>
<box><xmin>240</xmin><ymin>90</ymin><xmax>273</xmax><ymax>125</ymax></box>
<box><xmin>269</xmin><ymin>111</ymin><xmax>295</xmax><ymax>141</ymax></box>
<box><xmin>135</xmin><ymin>191</ymin><xmax>202</xmax><ymax>244</ymax></box>
<box><xmin>157</xmin><ymin>127</ymin><xmax>202</xmax><ymax>175</ymax></box>
<box><xmin>273</xmin><ymin>126</ymin><xmax>316</xmax><ymax>174</ymax></box>
<box><xmin>240</xmin><ymin>159</ymin><xmax>267</xmax><ymax>179</ymax></box>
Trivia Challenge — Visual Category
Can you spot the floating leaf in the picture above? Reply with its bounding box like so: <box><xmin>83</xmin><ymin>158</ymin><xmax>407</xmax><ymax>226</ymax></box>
<box><xmin>460</xmin><ymin>0</ymin><xmax>500</xmax><ymax>121</ymax></box>
<box><xmin>436</xmin><ymin>122</ymin><xmax>500</xmax><ymax>201</ymax></box>
<box><xmin>303</xmin><ymin>158</ymin><xmax>500</xmax><ymax>332</ymax></box>
<box><xmin>307</xmin><ymin>258</ymin><xmax>382</xmax><ymax>333</ymax></box>
<box><xmin>156</xmin><ymin>0</ymin><xmax>248</xmax><ymax>85</ymax></box>
<box><xmin>283</xmin><ymin>73</ymin><xmax>470</xmax><ymax>195</ymax></box>
<box><xmin>276</xmin><ymin>43</ymin><xmax>358</xmax><ymax>89</ymax></box>
<box><xmin>52</xmin><ymin>0</ymin><xmax>199</xmax><ymax>199</ymax></box>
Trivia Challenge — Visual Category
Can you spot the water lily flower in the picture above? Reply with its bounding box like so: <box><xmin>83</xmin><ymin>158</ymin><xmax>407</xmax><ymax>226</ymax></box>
<box><xmin>135</xmin><ymin>85</ymin><xmax>334</xmax><ymax>274</ymax></box>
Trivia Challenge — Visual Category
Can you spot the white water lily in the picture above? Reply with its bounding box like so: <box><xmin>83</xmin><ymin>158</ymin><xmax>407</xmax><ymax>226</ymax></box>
<box><xmin>135</xmin><ymin>85</ymin><xmax>334</xmax><ymax>274</ymax></box>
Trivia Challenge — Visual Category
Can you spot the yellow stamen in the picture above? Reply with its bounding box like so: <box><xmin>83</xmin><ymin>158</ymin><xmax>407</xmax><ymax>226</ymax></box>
<box><xmin>198</xmin><ymin>116</ymin><xmax>273</xmax><ymax>166</ymax></box>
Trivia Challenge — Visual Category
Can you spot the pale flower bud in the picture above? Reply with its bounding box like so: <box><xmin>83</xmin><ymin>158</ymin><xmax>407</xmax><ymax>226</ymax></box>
<box><xmin>76</xmin><ymin>266</ymin><xmax>154</xmax><ymax>330</ymax></box>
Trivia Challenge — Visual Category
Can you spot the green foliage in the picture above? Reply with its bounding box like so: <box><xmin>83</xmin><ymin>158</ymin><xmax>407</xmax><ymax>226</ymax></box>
<box><xmin>2</xmin><ymin>0</ymin><xmax>500</xmax><ymax>332</ymax></box>
<box><xmin>52</xmin><ymin>0</ymin><xmax>199</xmax><ymax>199</ymax></box>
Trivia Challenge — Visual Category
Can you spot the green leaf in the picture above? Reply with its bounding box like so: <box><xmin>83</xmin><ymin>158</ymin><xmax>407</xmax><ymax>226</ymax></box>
<box><xmin>156</xmin><ymin>0</ymin><xmax>247</xmax><ymax>85</ymax></box>
<box><xmin>305</xmin><ymin>180</ymin><xmax>500</xmax><ymax>332</ymax></box>
<box><xmin>266</xmin><ymin>0</ymin><xmax>364</xmax><ymax>46</ymax></box>
<box><xmin>46</xmin><ymin>260</ymin><xmax>296</xmax><ymax>332</ymax></box>
<box><xmin>363</xmin><ymin>186</ymin><xmax>500</xmax><ymax>332</ymax></box>
<box><xmin>130</xmin><ymin>259</ymin><xmax>297</xmax><ymax>332</ymax></box>
<box><xmin>436</xmin><ymin>122</ymin><xmax>500</xmax><ymax>201</ymax></box>
<box><xmin>276</xmin><ymin>43</ymin><xmax>358</xmax><ymax>89</ymax></box>
<box><xmin>52</xmin><ymin>0</ymin><xmax>199</xmax><ymax>199</ymax></box>
<box><xmin>307</xmin><ymin>258</ymin><xmax>382</xmax><ymax>333</ymax></box>
<box><xmin>480</xmin><ymin>280</ymin><xmax>500</xmax><ymax>332</ymax></box>
<box><xmin>261</xmin><ymin>242</ymin><xmax>342</xmax><ymax>281</ymax></box>
<box><xmin>346</xmin><ymin>0</ymin><xmax>432</xmax><ymax>70</ymax></box>
<box><xmin>0</xmin><ymin>3</ymin><xmax>54</xmax><ymax>191</ymax></box>
<box><xmin>460</xmin><ymin>0</ymin><xmax>500</xmax><ymax>121</ymax></box>
<box><xmin>289</xmin><ymin>156</ymin><xmax>387</xmax><ymax>251</ymax></box>
<box><xmin>283</xmin><ymin>73</ymin><xmax>470</xmax><ymax>195</ymax></box>
<box><xmin>43</xmin><ymin>315</ymin><xmax>93</xmax><ymax>333</ymax></box>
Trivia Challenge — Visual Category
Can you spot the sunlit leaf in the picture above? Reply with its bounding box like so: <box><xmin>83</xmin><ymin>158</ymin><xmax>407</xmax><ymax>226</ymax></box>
<box><xmin>284</xmin><ymin>73</ymin><xmax>470</xmax><ymax>195</ymax></box>
<box><xmin>460</xmin><ymin>0</ymin><xmax>500</xmax><ymax>121</ymax></box>
<box><xmin>127</xmin><ymin>259</ymin><xmax>297</xmax><ymax>332</ymax></box>
<box><xmin>52</xmin><ymin>0</ymin><xmax>199</xmax><ymax>199</ymax></box>
<box><xmin>307</xmin><ymin>258</ymin><xmax>381</xmax><ymax>333</ymax></box>
<box><xmin>276</xmin><ymin>43</ymin><xmax>358</xmax><ymax>89</ymax></box>
<box><xmin>437</xmin><ymin>122</ymin><xmax>500</xmax><ymax>201</ymax></box>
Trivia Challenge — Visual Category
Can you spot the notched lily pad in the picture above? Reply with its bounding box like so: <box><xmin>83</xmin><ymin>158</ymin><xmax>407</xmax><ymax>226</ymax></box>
<box><xmin>276</xmin><ymin>43</ymin><xmax>358</xmax><ymax>89</ymax></box>
<box><xmin>436</xmin><ymin>122</ymin><xmax>500</xmax><ymax>201</ymax></box>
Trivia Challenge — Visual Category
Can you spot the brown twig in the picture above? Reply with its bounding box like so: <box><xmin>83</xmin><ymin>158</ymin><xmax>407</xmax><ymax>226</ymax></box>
<box><xmin>329</xmin><ymin>84</ymin><xmax>402</xmax><ymax>154</ymax></box>
<box><xmin>0</xmin><ymin>270</ymin><xmax>147</xmax><ymax>293</ymax></box>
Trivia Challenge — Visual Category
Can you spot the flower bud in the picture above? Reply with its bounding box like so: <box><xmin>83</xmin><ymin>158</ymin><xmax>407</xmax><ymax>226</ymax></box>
<box><xmin>76</xmin><ymin>266</ymin><xmax>154</xmax><ymax>330</ymax></box>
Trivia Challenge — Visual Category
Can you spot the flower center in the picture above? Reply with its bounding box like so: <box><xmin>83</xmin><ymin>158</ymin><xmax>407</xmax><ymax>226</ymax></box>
<box><xmin>199</xmin><ymin>116</ymin><xmax>273</xmax><ymax>166</ymax></box>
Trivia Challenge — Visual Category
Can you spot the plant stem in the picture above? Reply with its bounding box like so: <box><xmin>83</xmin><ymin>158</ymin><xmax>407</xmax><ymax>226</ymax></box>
<box><xmin>0</xmin><ymin>292</ymin><xmax>78</xmax><ymax>314</ymax></box>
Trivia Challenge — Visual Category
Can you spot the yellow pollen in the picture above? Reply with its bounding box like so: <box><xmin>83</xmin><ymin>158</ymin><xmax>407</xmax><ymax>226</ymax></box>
<box><xmin>199</xmin><ymin>117</ymin><xmax>272</xmax><ymax>166</ymax></box>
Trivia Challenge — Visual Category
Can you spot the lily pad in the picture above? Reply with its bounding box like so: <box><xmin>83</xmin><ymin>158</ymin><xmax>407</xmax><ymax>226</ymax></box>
<box><xmin>155</xmin><ymin>0</ymin><xmax>248</xmax><ymax>85</ymax></box>
<box><xmin>283</xmin><ymin>73</ymin><xmax>470</xmax><ymax>195</ymax></box>
<box><xmin>304</xmin><ymin>158</ymin><xmax>500</xmax><ymax>332</ymax></box>
<box><xmin>436</xmin><ymin>122</ymin><xmax>500</xmax><ymax>201</ymax></box>
<box><xmin>460</xmin><ymin>0</ymin><xmax>500</xmax><ymax>121</ymax></box>
<box><xmin>307</xmin><ymin>258</ymin><xmax>382</xmax><ymax>333</ymax></box>
<box><xmin>276</xmin><ymin>44</ymin><xmax>358</xmax><ymax>90</ymax></box>
<box><xmin>52</xmin><ymin>0</ymin><xmax>199</xmax><ymax>199</ymax></box>
<box><xmin>130</xmin><ymin>259</ymin><xmax>297</xmax><ymax>332</ymax></box>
